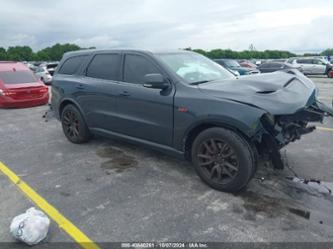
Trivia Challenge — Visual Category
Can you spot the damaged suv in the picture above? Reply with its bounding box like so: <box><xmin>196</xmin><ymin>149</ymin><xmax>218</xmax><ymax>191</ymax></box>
<box><xmin>51</xmin><ymin>49</ymin><xmax>333</xmax><ymax>192</ymax></box>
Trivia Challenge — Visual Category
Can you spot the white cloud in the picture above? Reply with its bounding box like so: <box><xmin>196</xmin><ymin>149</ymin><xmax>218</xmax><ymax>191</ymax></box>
<box><xmin>0</xmin><ymin>0</ymin><xmax>332</xmax><ymax>52</ymax></box>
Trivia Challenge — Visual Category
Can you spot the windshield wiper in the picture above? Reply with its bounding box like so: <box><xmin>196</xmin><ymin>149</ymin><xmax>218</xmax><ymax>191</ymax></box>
<box><xmin>189</xmin><ymin>80</ymin><xmax>212</xmax><ymax>85</ymax></box>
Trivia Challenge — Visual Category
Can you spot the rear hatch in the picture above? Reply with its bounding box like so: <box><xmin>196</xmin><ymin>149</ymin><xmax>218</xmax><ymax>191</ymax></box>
<box><xmin>0</xmin><ymin>70</ymin><xmax>47</xmax><ymax>100</ymax></box>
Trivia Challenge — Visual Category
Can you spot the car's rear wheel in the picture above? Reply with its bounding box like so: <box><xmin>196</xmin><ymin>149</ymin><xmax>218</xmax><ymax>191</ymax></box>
<box><xmin>191</xmin><ymin>127</ymin><xmax>255</xmax><ymax>193</ymax></box>
<box><xmin>61</xmin><ymin>104</ymin><xmax>91</xmax><ymax>144</ymax></box>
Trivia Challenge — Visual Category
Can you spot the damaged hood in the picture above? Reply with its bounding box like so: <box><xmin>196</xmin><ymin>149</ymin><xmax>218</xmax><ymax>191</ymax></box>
<box><xmin>198</xmin><ymin>70</ymin><xmax>325</xmax><ymax>115</ymax></box>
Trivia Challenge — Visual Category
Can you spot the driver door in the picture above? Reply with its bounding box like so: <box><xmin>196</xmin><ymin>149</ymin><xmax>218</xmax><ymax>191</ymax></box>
<box><xmin>114</xmin><ymin>53</ymin><xmax>174</xmax><ymax>146</ymax></box>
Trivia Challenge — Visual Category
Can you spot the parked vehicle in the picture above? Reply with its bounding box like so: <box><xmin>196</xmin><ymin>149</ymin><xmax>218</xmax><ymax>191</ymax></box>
<box><xmin>39</xmin><ymin>62</ymin><xmax>59</xmax><ymax>76</ymax></box>
<box><xmin>287</xmin><ymin>58</ymin><xmax>332</xmax><ymax>76</ymax></box>
<box><xmin>0</xmin><ymin>61</ymin><xmax>49</xmax><ymax>108</ymax></box>
<box><xmin>257</xmin><ymin>62</ymin><xmax>302</xmax><ymax>73</ymax></box>
<box><xmin>51</xmin><ymin>49</ymin><xmax>333</xmax><ymax>193</ymax></box>
<box><xmin>214</xmin><ymin>59</ymin><xmax>260</xmax><ymax>75</ymax></box>
<box><xmin>238</xmin><ymin>60</ymin><xmax>258</xmax><ymax>69</ymax></box>
<box><xmin>35</xmin><ymin>67</ymin><xmax>53</xmax><ymax>85</ymax></box>
<box><xmin>269</xmin><ymin>59</ymin><xmax>287</xmax><ymax>63</ymax></box>
<box><xmin>328</xmin><ymin>69</ymin><xmax>333</xmax><ymax>78</ymax></box>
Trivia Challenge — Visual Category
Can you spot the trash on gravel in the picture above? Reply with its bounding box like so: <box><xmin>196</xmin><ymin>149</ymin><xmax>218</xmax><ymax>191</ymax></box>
<box><xmin>42</xmin><ymin>105</ymin><xmax>54</xmax><ymax>122</ymax></box>
<box><xmin>286</xmin><ymin>177</ymin><xmax>332</xmax><ymax>195</ymax></box>
<box><xmin>10</xmin><ymin>207</ymin><xmax>50</xmax><ymax>245</ymax></box>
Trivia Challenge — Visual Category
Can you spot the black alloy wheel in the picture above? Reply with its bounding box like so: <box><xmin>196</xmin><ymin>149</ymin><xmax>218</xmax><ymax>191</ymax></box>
<box><xmin>61</xmin><ymin>104</ymin><xmax>91</xmax><ymax>144</ymax></box>
<box><xmin>196</xmin><ymin>138</ymin><xmax>239</xmax><ymax>185</ymax></box>
<box><xmin>62</xmin><ymin>109</ymin><xmax>80</xmax><ymax>140</ymax></box>
<box><xmin>191</xmin><ymin>127</ymin><xmax>255</xmax><ymax>192</ymax></box>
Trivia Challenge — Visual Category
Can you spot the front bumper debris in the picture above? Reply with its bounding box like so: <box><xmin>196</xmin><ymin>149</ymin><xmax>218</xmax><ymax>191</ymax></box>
<box><xmin>257</xmin><ymin>100</ymin><xmax>333</xmax><ymax>169</ymax></box>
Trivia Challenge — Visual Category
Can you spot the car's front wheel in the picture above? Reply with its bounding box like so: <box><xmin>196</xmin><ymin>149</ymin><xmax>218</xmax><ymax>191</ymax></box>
<box><xmin>61</xmin><ymin>104</ymin><xmax>91</xmax><ymax>144</ymax></box>
<box><xmin>191</xmin><ymin>127</ymin><xmax>255</xmax><ymax>193</ymax></box>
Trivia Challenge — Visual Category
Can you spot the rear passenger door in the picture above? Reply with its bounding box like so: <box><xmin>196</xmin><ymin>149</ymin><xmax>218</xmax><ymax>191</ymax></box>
<box><xmin>114</xmin><ymin>53</ymin><xmax>174</xmax><ymax>146</ymax></box>
<box><xmin>78</xmin><ymin>53</ymin><xmax>122</xmax><ymax>131</ymax></box>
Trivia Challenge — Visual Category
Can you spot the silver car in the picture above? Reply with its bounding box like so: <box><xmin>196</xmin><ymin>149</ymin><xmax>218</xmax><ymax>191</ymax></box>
<box><xmin>34</xmin><ymin>67</ymin><xmax>52</xmax><ymax>85</ymax></box>
<box><xmin>287</xmin><ymin>57</ymin><xmax>331</xmax><ymax>76</ymax></box>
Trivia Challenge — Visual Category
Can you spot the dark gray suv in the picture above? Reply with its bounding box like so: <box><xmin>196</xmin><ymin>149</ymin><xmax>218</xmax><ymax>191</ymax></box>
<box><xmin>51</xmin><ymin>49</ymin><xmax>333</xmax><ymax>192</ymax></box>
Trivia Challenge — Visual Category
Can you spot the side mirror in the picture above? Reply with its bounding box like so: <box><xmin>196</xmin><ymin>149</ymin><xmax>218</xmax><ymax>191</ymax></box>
<box><xmin>143</xmin><ymin>74</ymin><xmax>169</xmax><ymax>90</ymax></box>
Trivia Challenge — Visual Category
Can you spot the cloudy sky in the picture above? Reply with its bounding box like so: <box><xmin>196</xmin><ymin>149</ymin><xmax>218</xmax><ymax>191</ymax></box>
<box><xmin>1</xmin><ymin>0</ymin><xmax>333</xmax><ymax>52</ymax></box>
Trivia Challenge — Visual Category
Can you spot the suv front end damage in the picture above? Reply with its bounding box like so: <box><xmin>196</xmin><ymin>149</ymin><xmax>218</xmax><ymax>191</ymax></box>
<box><xmin>257</xmin><ymin>99</ymin><xmax>333</xmax><ymax>169</ymax></box>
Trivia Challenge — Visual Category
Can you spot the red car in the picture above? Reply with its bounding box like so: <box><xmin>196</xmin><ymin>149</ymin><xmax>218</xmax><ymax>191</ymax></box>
<box><xmin>238</xmin><ymin>60</ymin><xmax>258</xmax><ymax>69</ymax></box>
<box><xmin>328</xmin><ymin>69</ymin><xmax>333</xmax><ymax>78</ymax></box>
<box><xmin>0</xmin><ymin>62</ymin><xmax>49</xmax><ymax>108</ymax></box>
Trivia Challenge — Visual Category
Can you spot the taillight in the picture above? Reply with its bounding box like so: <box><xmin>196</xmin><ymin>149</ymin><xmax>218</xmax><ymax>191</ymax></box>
<box><xmin>39</xmin><ymin>87</ymin><xmax>48</xmax><ymax>93</ymax></box>
<box><xmin>0</xmin><ymin>89</ymin><xmax>15</xmax><ymax>96</ymax></box>
<box><xmin>4</xmin><ymin>90</ymin><xmax>16</xmax><ymax>96</ymax></box>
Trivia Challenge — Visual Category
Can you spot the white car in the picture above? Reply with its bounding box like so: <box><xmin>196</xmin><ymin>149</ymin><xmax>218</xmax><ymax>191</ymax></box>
<box><xmin>34</xmin><ymin>67</ymin><xmax>52</xmax><ymax>85</ymax></box>
<box><xmin>287</xmin><ymin>58</ymin><xmax>332</xmax><ymax>76</ymax></box>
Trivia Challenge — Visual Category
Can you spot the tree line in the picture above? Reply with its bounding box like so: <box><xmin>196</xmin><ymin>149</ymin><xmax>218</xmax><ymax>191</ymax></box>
<box><xmin>0</xmin><ymin>43</ymin><xmax>332</xmax><ymax>61</ymax></box>
<box><xmin>0</xmin><ymin>43</ymin><xmax>94</xmax><ymax>61</ymax></box>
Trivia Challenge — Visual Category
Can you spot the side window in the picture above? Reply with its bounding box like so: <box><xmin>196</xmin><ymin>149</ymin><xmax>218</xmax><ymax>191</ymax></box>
<box><xmin>58</xmin><ymin>55</ymin><xmax>87</xmax><ymax>75</ymax></box>
<box><xmin>312</xmin><ymin>59</ymin><xmax>319</xmax><ymax>65</ymax></box>
<box><xmin>86</xmin><ymin>54</ymin><xmax>121</xmax><ymax>81</ymax></box>
<box><xmin>123</xmin><ymin>54</ymin><xmax>161</xmax><ymax>84</ymax></box>
<box><xmin>313</xmin><ymin>59</ymin><xmax>326</xmax><ymax>65</ymax></box>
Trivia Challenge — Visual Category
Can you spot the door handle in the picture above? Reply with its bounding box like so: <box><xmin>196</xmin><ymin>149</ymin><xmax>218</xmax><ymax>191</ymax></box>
<box><xmin>76</xmin><ymin>84</ymin><xmax>85</xmax><ymax>90</ymax></box>
<box><xmin>119</xmin><ymin>91</ymin><xmax>130</xmax><ymax>97</ymax></box>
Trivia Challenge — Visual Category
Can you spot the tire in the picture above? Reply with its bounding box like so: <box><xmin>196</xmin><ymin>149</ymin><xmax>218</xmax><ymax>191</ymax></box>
<box><xmin>191</xmin><ymin>127</ymin><xmax>255</xmax><ymax>193</ymax></box>
<box><xmin>61</xmin><ymin>104</ymin><xmax>91</xmax><ymax>144</ymax></box>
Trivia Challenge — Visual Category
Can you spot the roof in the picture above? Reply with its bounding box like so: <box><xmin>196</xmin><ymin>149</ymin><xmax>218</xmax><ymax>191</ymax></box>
<box><xmin>63</xmin><ymin>48</ymin><xmax>193</xmax><ymax>58</ymax></box>
<box><xmin>0</xmin><ymin>61</ymin><xmax>30</xmax><ymax>72</ymax></box>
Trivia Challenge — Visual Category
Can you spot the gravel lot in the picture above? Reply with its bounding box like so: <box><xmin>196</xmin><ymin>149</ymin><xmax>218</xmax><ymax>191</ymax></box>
<box><xmin>0</xmin><ymin>76</ymin><xmax>333</xmax><ymax>246</ymax></box>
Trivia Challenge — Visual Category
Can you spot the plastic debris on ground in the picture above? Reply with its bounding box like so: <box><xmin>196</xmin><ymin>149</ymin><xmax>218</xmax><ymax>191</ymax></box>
<box><xmin>10</xmin><ymin>207</ymin><xmax>50</xmax><ymax>245</ymax></box>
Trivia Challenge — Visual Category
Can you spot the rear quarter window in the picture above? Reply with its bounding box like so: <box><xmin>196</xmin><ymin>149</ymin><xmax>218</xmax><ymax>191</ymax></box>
<box><xmin>58</xmin><ymin>55</ymin><xmax>87</xmax><ymax>75</ymax></box>
<box><xmin>0</xmin><ymin>70</ymin><xmax>37</xmax><ymax>84</ymax></box>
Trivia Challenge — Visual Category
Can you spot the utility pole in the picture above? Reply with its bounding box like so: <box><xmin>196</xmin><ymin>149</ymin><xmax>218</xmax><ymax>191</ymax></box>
<box><xmin>249</xmin><ymin>44</ymin><xmax>256</xmax><ymax>51</ymax></box>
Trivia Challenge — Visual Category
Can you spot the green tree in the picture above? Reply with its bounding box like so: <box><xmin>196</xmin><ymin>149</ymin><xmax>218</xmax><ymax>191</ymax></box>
<box><xmin>189</xmin><ymin>48</ymin><xmax>296</xmax><ymax>59</ymax></box>
<box><xmin>320</xmin><ymin>49</ymin><xmax>333</xmax><ymax>56</ymax></box>
<box><xmin>0</xmin><ymin>47</ymin><xmax>7</xmax><ymax>60</ymax></box>
<box><xmin>6</xmin><ymin>46</ymin><xmax>33</xmax><ymax>61</ymax></box>
<box><xmin>38</xmin><ymin>43</ymin><xmax>81</xmax><ymax>61</ymax></box>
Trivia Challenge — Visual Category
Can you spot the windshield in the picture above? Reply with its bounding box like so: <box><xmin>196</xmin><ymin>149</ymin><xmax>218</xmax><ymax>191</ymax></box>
<box><xmin>158</xmin><ymin>52</ymin><xmax>234</xmax><ymax>84</ymax></box>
